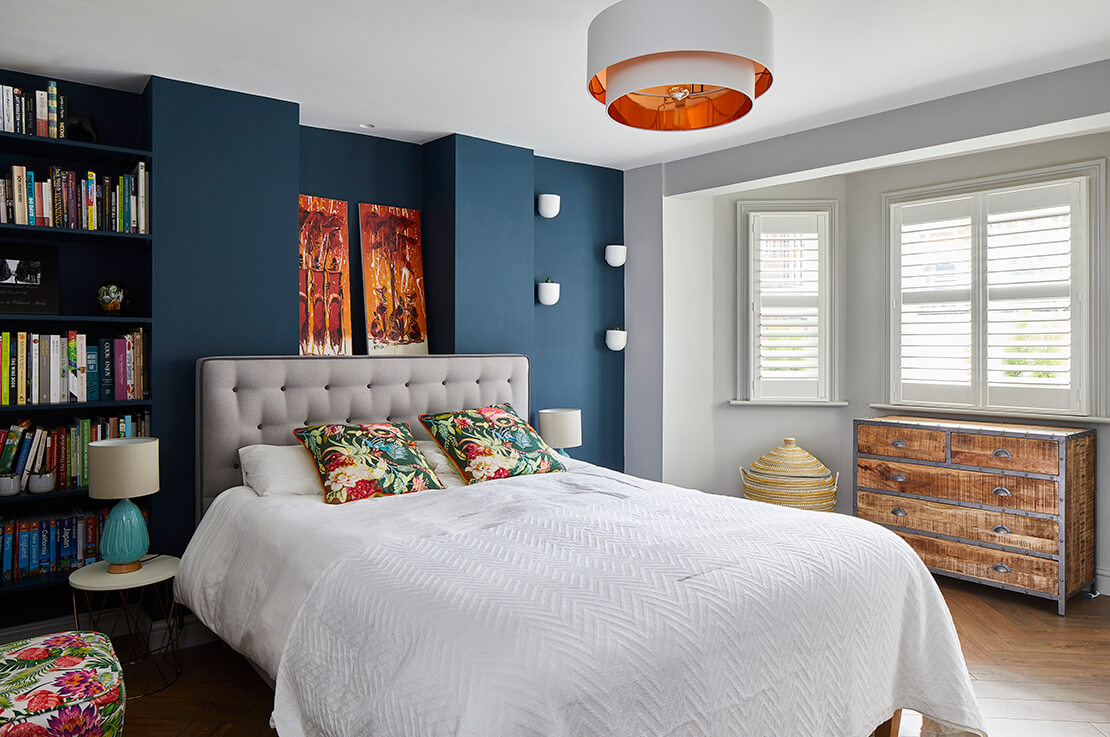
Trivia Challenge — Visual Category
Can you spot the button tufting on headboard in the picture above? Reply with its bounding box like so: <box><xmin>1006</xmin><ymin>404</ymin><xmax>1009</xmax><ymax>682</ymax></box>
<box><xmin>196</xmin><ymin>354</ymin><xmax>529</xmax><ymax>524</ymax></box>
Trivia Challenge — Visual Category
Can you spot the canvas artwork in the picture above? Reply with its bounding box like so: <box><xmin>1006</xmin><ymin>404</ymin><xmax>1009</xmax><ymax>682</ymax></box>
<box><xmin>358</xmin><ymin>204</ymin><xmax>428</xmax><ymax>354</ymax></box>
<box><xmin>299</xmin><ymin>195</ymin><xmax>353</xmax><ymax>356</ymax></box>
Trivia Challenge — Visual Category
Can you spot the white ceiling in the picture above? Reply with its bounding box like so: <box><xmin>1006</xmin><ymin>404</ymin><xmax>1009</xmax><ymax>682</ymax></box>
<box><xmin>4</xmin><ymin>0</ymin><xmax>1110</xmax><ymax>170</ymax></box>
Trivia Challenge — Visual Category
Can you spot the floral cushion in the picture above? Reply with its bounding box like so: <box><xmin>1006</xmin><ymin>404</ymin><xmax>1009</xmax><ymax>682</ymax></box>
<box><xmin>0</xmin><ymin>630</ymin><xmax>124</xmax><ymax>736</ymax></box>
<box><xmin>419</xmin><ymin>403</ymin><xmax>566</xmax><ymax>484</ymax></box>
<box><xmin>293</xmin><ymin>422</ymin><xmax>445</xmax><ymax>504</ymax></box>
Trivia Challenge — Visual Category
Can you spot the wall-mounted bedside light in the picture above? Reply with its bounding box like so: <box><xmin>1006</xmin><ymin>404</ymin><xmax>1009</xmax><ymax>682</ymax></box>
<box><xmin>605</xmin><ymin>328</ymin><xmax>627</xmax><ymax>351</ymax></box>
<box><xmin>537</xmin><ymin>279</ymin><xmax>561</xmax><ymax>306</ymax></box>
<box><xmin>537</xmin><ymin>193</ymin><xmax>561</xmax><ymax>219</ymax></box>
<box><xmin>604</xmin><ymin>244</ymin><xmax>627</xmax><ymax>267</ymax></box>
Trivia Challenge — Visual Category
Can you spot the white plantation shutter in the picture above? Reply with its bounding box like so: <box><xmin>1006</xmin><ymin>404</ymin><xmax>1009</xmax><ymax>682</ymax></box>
<box><xmin>749</xmin><ymin>212</ymin><xmax>830</xmax><ymax>400</ymax></box>
<box><xmin>891</xmin><ymin>176</ymin><xmax>1088</xmax><ymax>414</ymax></box>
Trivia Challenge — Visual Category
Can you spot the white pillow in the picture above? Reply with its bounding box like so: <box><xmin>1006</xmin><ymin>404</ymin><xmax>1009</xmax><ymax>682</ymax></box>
<box><xmin>238</xmin><ymin>444</ymin><xmax>323</xmax><ymax>496</ymax></box>
<box><xmin>416</xmin><ymin>440</ymin><xmax>467</xmax><ymax>488</ymax></box>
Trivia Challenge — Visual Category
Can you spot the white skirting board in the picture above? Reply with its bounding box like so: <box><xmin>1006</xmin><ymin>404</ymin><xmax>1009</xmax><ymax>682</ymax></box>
<box><xmin>1097</xmin><ymin>568</ymin><xmax>1109</xmax><ymax>596</ymax></box>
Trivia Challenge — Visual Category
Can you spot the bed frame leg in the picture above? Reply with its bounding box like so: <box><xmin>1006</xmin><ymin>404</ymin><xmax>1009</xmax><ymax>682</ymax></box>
<box><xmin>872</xmin><ymin>710</ymin><xmax>901</xmax><ymax>737</ymax></box>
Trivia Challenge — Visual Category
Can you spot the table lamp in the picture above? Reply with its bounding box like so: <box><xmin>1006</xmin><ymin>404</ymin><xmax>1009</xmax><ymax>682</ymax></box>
<box><xmin>89</xmin><ymin>438</ymin><xmax>160</xmax><ymax>574</ymax></box>
<box><xmin>537</xmin><ymin>408</ymin><xmax>582</xmax><ymax>457</ymax></box>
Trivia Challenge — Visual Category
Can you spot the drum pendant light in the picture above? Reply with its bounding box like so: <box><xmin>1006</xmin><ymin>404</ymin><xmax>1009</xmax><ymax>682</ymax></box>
<box><xmin>587</xmin><ymin>0</ymin><xmax>774</xmax><ymax>131</ymax></box>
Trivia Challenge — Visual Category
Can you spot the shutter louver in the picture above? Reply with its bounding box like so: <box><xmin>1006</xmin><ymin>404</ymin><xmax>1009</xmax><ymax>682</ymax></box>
<box><xmin>750</xmin><ymin>212</ymin><xmax>828</xmax><ymax>400</ymax></box>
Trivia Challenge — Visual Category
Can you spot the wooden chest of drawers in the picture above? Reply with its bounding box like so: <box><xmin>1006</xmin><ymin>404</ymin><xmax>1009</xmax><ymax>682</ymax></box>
<box><xmin>854</xmin><ymin>416</ymin><xmax>1095</xmax><ymax>615</ymax></box>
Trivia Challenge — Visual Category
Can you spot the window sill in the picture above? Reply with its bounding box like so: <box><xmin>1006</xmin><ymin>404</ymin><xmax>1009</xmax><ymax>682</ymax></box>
<box><xmin>730</xmin><ymin>400</ymin><xmax>850</xmax><ymax>408</ymax></box>
<box><xmin>868</xmin><ymin>403</ymin><xmax>1110</xmax><ymax>424</ymax></box>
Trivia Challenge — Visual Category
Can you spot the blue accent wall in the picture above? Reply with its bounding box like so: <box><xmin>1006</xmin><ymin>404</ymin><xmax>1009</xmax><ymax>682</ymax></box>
<box><xmin>421</xmin><ymin>136</ymin><xmax>457</xmax><ymax>354</ymax></box>
<box><xmin>149</xmin><ymin>77</ymin><xmax>300</xmax><ymax>555</ymax></box>
<box><xmin>533</xmin><ymin>157</ymin><xmax>624</xmax><ymax>470</ymax></box>
<box><xmin>299</xmin><ymin>126</ymin><xmax>422</xmax><ymax>354</ymax></box>
<box><xmin>453</xmin><ymin>135</ymin><xmax>535</xmax><ymax>356</ymax></box>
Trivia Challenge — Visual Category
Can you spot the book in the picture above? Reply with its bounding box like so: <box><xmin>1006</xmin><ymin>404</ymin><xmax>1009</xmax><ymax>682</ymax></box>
<box><xmin>1</xmin><ymin>521</ymin><xmax>13</xmax><ymax>581</ymax></box>
<box><xmin>0</xmin><ymin>332</ymin><xmax>8</xmax><ymax>406</ymax></box>
<box><xmin>49</xmin><ymin>517</ymin><xmax>58</xmax><ymax>572</ymax></box>
<box><xmin>75</xmin><ymin>333</ymin><xmax>87</xmax><ymax>402</ymax></box>
<box><xmin>19</xmin><ymin>429</ymin><xmax>44</xmax><ymax>489</ymax></box>
<box><xmin>37</xmin><ymin>519</ymin><xmax>50</xmax><ymax>575</ymax></box>
<box><xmin>15</xmin><ymin>332</ymin><xmax>26</xmax><ymax>405</ymax></box>
<box><xmin>16</xmin><ymin>521</ymin><xmax>30</xmax><ymax>578</ymax></box>
<box><xmin>37</xmin><ymin>335</ymin><xmax>49</xmax><ymax>404</ymax></box>
<box><xmin>86</xmin><ymin>172</ymin><xmax>95</xmax><ymax>231</ymax></box>
<box><xmin>34</xmin><ymin>90</ymin><xmax>47</xmax><ymax>137</ymax></box>
<box><xmin>47</xmin><ymin>81</ymin><xmax>57</xmax><ymax>139</ymax></box>
<box><xmin>11</xmin><ymin>166</ymin><xmax>26</xmax><ymax>225</ymax></box>
<box><xmin>113</xmin><ymin>338</ymin><xmax>127</xmax><ymax>400</ymax></box>
<box><xmin>11</xmin><ymin>88</ymin><xmax>22</xmax><ymax>135</ymax></box>
<box><xmin>124</xmin><ymin>334</ymin><xmax>135</xmax><ymax>399</ymax></box>
<box><xmin>99</xmin><ymin>338</ymin><xmax>113</xmax><ymax>401</ymax></box>
<box><xmin>48</xmin><ymin>334</ymin><xmax>61</xmax><ymax>403</ymax></box>
<box><xmin>57</xmin><ymin>95</ymin><xmax>66</xmax><ymax>139</ymax></box>
<box><xmin>86</xmin><ymin>345</ymin><xmax>99</xmax><ymax>401</ymax></box>
<box><xmin>24</xmin><ymin>169</ymin><xmax>35</xmax><ymax>227</ymax></box>
<box><xmin>80</xmin><ymin>418</ymin><xmax>90</xmax><ymax>485</ymax></box>
<box><xmin>1</xmin><ymin>86</ymin><xmax>12</xmax><ymax>133</ymax></box>
<box><xmin>0</xmin><ymin>422</ymin><xmax>28</xmax><ymax>473</ymax></box>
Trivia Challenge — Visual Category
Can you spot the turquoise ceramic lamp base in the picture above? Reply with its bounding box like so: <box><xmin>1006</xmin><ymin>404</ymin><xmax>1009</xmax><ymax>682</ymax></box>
<box><xmin>100</xmin><ymin>498</ymin><xmax>150</xmax><ymax>574</ymax></box>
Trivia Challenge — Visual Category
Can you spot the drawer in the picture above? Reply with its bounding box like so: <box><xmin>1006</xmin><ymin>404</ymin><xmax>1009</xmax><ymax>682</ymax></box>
<box><xmin>857</xmin><ymin>491</ymin><xmax>1058</xmax><ymax>555</ymax></box>
<box><xmin>950</xmin><ymin>433</ymin><xmax>1060</xmax><ymax>475</ymax></box>
<box><xmin>857</xmin><ymin>424</ymin><xmax>945</xmax><ymax>462</ymax></box>
<box><xmin>895</xmin><ymin>531</ymin><xmax>1059</xmax><ymax>595</ymax></box>
<box><xmin>856</xmin><ymin>458</ymin><xmax>1058</xmax><ymax>515</ymax></box>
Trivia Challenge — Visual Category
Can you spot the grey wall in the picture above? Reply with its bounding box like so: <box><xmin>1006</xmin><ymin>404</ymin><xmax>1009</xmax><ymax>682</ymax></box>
<box><xmin>624</xmin><ymin>164</ymin><xmax>665</xmax><ymax>480</ymax></box>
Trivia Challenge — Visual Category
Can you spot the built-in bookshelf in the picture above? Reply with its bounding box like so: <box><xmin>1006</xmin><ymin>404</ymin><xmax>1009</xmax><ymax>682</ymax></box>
<box><xmin>0</xmin><ymin>73</ymin><xmax>153</xmax><ymax>601</ymax></box>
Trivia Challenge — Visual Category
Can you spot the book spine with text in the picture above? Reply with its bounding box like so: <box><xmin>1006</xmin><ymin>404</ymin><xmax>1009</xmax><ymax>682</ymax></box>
<box><xmin>75</xmin><ymin>333</ymin><xmax>87</xmax><ymax>403</ymax></box>
<box><xmin>67</xmin><ymin>331</ymin><xmax>78</xmax><ymax>403</ymax></box>
<box><xmin>15</xmin><ymin>332</ymin><xmax>27</xmax><ymax>405</ymax></box>
<box><xmin>113</xmin><ymin>338</ymin><xmax>127</xmax><ymax>401</ymax></box>
<box><xmin>34</xmin><ymin>90</ymin><xmax>47</xmax><ymax>136</ymax></box>
<box><xmin>85</xmin><ymin>172</ymin><xmax>95</xmax><ymax>231</ymax></box>
<box><xmin>25</xmin><ymin>169</ymin><xmax>35</xmax><ymax>227</ymax></box>
<box><xmin>11</xmin><ymin>166</ymin><xmax>26</xmax><ymax>225</ymax></box>
<box><xmin>57</xmin><ymin>94</ymin><xmax>66</xmax><ymax>139</ymax></box>
<box><xmin>99</xmin><ymin>338</ymin><xmax>113</xmax><ymax>401</ymax></box>
<box><xmin>47</xmin><ymin>81</ymin><xmax>57</xmax><ymax>138</ymax></box>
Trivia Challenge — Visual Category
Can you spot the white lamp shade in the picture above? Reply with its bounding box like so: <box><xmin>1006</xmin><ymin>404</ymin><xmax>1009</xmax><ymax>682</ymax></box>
<box><xmin>537</xmin><ymin>408</ymin><xmax>582</xmax><ymax>449</ymax></box>
<box><xmin>604</xmin><ymin>245</ymin><xmax>627</xmax><ymax>267</ymax></box>
<box><xmin>89</xmin><ymin>438</ymin><xmax>160</xmax><ymax>500</ymax></box>
<box><xmin>537</xmin><ymin>194</ymin><xmax>561</xmax><ymax>218</ymax></box>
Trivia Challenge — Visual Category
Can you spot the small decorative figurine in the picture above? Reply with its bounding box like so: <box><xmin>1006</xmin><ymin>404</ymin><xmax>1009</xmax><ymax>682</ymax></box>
<box><xmin>97</xmin><ymin>281</ymin><xmax>132</xmax><ymax>314</ymax></box>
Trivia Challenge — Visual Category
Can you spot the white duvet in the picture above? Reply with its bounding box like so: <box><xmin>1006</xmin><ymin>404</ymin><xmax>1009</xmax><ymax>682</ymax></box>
<box><xmin>177</xmin><ymin>460</ymin><xmax>985</xmax><ymax>737</ymax></box>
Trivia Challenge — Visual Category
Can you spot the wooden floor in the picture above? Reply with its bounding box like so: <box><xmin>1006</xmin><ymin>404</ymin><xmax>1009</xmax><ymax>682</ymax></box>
<box><xmin>129</xmin><ymin>579</ymin><xmax>1109</xmax><ymax>736</ymax></box>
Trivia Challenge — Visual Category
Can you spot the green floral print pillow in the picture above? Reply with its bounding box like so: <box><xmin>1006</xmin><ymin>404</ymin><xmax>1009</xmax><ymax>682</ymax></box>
<box><xmin>293</xmin><ymin>422</ymin><xmax>444</xmax><ymax>504</ymax></box>
<box><xmin>418</xmin><ymin>403</ymin><xmax>566</xmax><ymax>484</ymax></box>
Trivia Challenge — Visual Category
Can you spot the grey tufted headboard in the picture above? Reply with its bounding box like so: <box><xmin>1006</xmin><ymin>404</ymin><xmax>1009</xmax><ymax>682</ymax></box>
<box><xmin>195</xmin><ymin>354</ymin><xmax>529</xmax><ymax>522</ymax></box>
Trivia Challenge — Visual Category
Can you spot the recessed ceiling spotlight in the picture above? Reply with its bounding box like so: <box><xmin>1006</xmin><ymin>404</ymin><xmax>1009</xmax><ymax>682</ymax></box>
<box><xmin>359</xmin><ymin>123</ymin><xmax>376</xmax><ymax>130</ymax></box>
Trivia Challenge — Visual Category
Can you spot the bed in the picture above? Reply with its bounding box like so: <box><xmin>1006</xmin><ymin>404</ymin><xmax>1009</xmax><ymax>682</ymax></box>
<box><xmin>176</xmin><ymin>354</ymin><xmax>986</xmax><ymax>737</ymax></box>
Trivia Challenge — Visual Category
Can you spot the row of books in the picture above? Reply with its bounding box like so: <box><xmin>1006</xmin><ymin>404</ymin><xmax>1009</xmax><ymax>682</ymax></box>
<box><xmin>0</xmin><ymin>414</ymin><xmax>151</xmax><ymax>491</ymax></box>
<box><xmin>1</xmin><ymin>508</ymin><xmax>150</xmax><ymax>582</ymax></box>
<box><xmin>0</xmin><ymin>80</ymin><xmax>65</xmax><ymax>139</ymax></box>
<box><xmin>1</xmin><ymin>163</ymin><xmax>149</xmax><ymax>234</ymax></box>
<box><xmin>1</xmin><ymin>328</ymin><xmax>149</xmax><ymax>406</ymax></box>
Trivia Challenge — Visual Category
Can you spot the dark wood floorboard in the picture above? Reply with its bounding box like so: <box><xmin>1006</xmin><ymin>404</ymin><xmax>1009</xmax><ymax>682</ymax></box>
<box><xmin>131</xmin><ymin>580</ymin><xmax>1109</xmax><ymax>736</ymax></box>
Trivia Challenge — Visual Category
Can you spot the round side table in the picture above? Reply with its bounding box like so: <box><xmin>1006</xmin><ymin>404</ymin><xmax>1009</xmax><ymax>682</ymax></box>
<box><xmin>69</xmin><ymin>554</ymin><xmax>182</xmax><ymax>699</ymax></box>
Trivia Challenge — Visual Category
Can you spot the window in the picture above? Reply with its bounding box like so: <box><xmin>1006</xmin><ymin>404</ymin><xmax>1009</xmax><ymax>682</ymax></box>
<box><xmin>890</xmin><ymin>174</ymin><xmax>1091</xmax><ymax>415</ymax></box>
<box><xmin>742</xmin><ymin>205</ymin><xmax>834</xmax><ymax>402</ymax></box>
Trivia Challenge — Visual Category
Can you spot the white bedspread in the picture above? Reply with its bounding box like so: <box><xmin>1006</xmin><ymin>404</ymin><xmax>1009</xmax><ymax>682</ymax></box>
<box><xmin>247</xmin><ymin>462</ymin><xmax>985</xmax><ymax>737</ymax></box>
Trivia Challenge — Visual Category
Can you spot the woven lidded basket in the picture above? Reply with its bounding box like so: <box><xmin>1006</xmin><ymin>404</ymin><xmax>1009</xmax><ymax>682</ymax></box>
<box><xmin>740</xmin><ymin>438</ymin><xmax>838</xmax><ymax>512</ymax></box>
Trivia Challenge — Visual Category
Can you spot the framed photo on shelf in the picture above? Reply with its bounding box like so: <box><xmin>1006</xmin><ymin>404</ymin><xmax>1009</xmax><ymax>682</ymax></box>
<box><xmin>0</xmin><ymin>244</ymin><xmax>59</xmax><ymax>314</ymax></box>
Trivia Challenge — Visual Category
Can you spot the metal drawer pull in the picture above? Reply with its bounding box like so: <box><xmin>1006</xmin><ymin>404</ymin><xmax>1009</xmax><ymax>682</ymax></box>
<box><xmin>891</xmin><ymin>507</ymin><xmax>908</xmax><ymax>517</ymax></box>
<box><xmin>991</xmin><ymin>486</ymin><xmax>1012</xmax><ymax>497</ymax></box>
<box><xmin>992</xmin><ymin>524</ymin><xmax>1013</xmax><ymax>535</ymax></box>
<box><xmin>992</xmin><ymin>448</ymin><xmax>1013</xmax><ymax>458</ymax></box>
<box><xmin>890</xmin><ymin>472</ymin><xmax>907</xmax><ymax>482</ymax></box>
<box><xmin>890</xmin><ymin>439</ymin><xmax>908</xmax><ymax>448</ymax></box>
<box><xmin>992</xmin><ymin>563</ymin><xmax>1011</xmax><ymax>574</ymax></box>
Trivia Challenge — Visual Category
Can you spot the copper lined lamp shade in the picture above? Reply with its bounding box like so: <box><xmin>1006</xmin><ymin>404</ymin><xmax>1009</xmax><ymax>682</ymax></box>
<box><xmin>587</xmin><ymin>0</ymin><xmax>774</xmax><ymax>131</ymax></box>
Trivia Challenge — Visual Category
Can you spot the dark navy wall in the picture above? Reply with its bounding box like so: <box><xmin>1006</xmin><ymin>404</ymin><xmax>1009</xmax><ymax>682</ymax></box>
<box><xmin>453</xmin><ymin>135</ymin><xmax>535</xmax><ymax>356</ymax></box>
<box><xmin>533</xmin><ymin>157</ymin><xmax>624</xmax><ymax>470</ymax></box>
<box><xmin>299</xmin><ymin>126</ymin><xmax>422</xmax><ymax>354</ymax></box>
<box><xmin>420</xmin><ymin>136</ymin><xmax>457</xmax><ymax>354</ymax></box>
<box><xmin>149</xmin><ymin>77</ymin><xmax>300</xmax><ymax>555</ymax></box>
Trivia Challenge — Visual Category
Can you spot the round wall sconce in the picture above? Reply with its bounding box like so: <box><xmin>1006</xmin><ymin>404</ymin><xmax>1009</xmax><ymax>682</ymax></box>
<box><xmin>537</xmin><ymin>194</ymin><xmax>561</xmax><ymax>219</ymax></box>
<box><xmin>604</xmin><ymin>244</ymin><xmax>627</xmax><ymax>267</ymax></box>
<box><xmin>605</xmin><ymin>328</ymin><xmax>627</xmax><ymax>351</ymax></box>
<box><xmin>537</xmin><ymin>280</ymin><xmax>561</xmax><ymax>306</ymax></box>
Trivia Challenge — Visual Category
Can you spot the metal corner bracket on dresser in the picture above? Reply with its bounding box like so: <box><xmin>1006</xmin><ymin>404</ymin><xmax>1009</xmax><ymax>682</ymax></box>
<box><xmin>852</xmin><ymin>415</ymin><xmax>1095</xmax><ymax>616</ymax></box>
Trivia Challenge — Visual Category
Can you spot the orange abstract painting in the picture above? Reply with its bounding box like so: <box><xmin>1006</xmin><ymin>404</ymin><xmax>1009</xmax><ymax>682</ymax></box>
<box><xmin>299</xmin><ymin>195</ymin><xmax>353</xmax><ymax>355</ymax></box>
<box><xmin>359</xmin><ymin>204</ymin><xmax>428</xmax><ymax>354</ymax></box>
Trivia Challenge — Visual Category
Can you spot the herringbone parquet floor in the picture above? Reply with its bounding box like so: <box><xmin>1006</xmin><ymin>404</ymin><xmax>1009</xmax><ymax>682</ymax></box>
<box><xmin>127</xmin><ymin>579</ymin><xmax>1109</xmax><ymax>736</ymax></box>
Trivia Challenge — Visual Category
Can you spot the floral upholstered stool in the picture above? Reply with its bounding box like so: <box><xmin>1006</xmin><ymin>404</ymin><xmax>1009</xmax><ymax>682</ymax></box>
<box><xmin>0</xmin><ymin>631</ymin><xmax>124</xmax><ymax>736</ymax></box>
